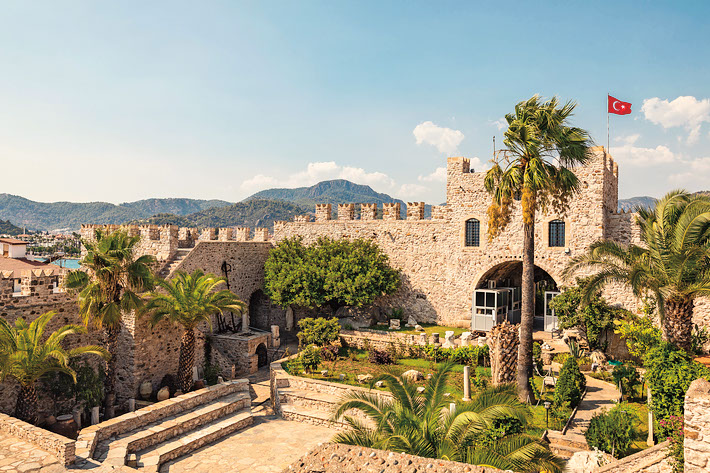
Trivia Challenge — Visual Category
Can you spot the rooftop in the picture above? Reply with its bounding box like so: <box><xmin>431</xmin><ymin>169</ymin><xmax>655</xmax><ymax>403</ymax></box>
<box><xmin>0</xmin><ymin>238</ymin><xmax>27</xmax><ymax>245</ymax></box>
<box><xmin>0</xmin><ymin>257</ymin><xmax>63</xmax><ymax>274</ymax></box>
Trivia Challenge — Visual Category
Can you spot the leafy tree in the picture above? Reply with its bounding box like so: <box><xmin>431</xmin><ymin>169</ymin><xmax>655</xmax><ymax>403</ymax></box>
<box><xmin>298</xmin><ymin>345</ymin><xmax>321</xmax><ymax>373</ymax></box>
<box><xmin>553</xmin><ymin>357</ymin><xmax>586</xmax><ymax>408</ymax></box>
<box><xmin>614</xmin><ymin>308</ymin><xmax>663</xmax><ymax>359</ymax></box>
<box><xmin>549</xmin><ymin>279</ymin><xmax>627</xmax><ymax>349</ymax></box>
<box><xmin>612</xmin><ymin>364</ymin><xmax>640</xmax><ymax>400</ymax></box>
<box><xmin>485</xmin><ymin>96</ymin><xmax>593</xmax><ymax>401</ymax></box>
<box><xmin>584</xmin><ymin>405</ymin><xmax>636</xmax><ymax>458</ymax></box>
<box><xmin>142</xmin><ymin>269</ymin><xmax>246</xmax><ymax>393</ymax></box>
<box><xmin>332</xmin><ymin>363</ymin><xmax>563</xmax><ymax>472</ymax></box>
<box><xmin>0</xmin><ymin>312</ymin><xmax>109</xmax><ymax>424</ymax></box>
<box><xmin>643</xmin><ymin>342</ymin><xmax>709</xmax><ymax>433</ymax></box>
<box><xmin>296</xmin><ymin>317</ymin><xmax>341</xmax><ymax>347</ymax></box>
<box><xmin>564</xmin><ymin>191</ymin><xmax>710</xmax><ymax>353</ymax></box>
<box><xmin>265</xmin><ymin>237</ymin><xmax>400</xmax><ymax>311</ymax></box>
<box><xmin>65</xmin><ymin>229</ymin><xmax>154</xmax><ymax>416</ymax></box>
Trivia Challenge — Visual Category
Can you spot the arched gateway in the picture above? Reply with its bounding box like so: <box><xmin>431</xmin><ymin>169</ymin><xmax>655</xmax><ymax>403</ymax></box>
<box><xmin>471</xmin><ymin>260</ymin><xmax>561</xmax><ymax>333</ymax></box>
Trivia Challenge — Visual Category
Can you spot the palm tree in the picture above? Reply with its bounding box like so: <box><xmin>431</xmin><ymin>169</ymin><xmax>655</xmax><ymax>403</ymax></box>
<box><xmin>65</xmin><ymin>229</ymin><xmax>155</xmax><ymax>415</ymax></box>
<box><xmin>0</xmin><ymin>311</ymin><xmax>109</xmax><ymax>424</ymax></box>
<box><xmin>332</xmin><ymin>364</ymin><xmax>563</xmax><ymax>473</ymax></box>
<box><xmin>484</xmin><ymin>95</ymin><xmax>593</xmax><ymax>402</ymax></box>
<box><xmin>564</xmin><ymin>191</ymin><xmax>710</xmax><ymax>352</ymax></box>
<box><xmin>142</xmin><ymin>269</ymin><xmax>246</xmax><ymax>393</ymax></box>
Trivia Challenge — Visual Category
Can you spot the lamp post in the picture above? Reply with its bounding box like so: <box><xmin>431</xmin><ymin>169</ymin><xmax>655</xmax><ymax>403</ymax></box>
<box><xmin>543</xmin><ymin>401</ymin><xmax>551</xmax><ymax>429</ymax></box>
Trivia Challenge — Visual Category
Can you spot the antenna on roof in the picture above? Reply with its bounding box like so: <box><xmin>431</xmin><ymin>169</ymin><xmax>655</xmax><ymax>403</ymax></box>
<box><xmin>493</xmin><ymin>136</ymin><xmax>496</xmax><ymax>158</ymax></box>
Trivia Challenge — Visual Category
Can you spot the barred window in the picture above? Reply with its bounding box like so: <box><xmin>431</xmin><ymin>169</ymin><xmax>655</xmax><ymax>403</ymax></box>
<box><xmin>465</xmin><ymin>219</ymin><xmax>480</xmax><ymax>247</ymax></box>
<box><xmin>549</xmin><ymin>220</ymin><xmax>565</xmax><ymax>247</ymax></box>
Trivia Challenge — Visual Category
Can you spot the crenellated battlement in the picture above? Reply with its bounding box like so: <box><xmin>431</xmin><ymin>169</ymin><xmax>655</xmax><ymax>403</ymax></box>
<box><xmin>0</xmin><ymin>268</ymin><xmax>69</xmax><ymax>304</ymax></box>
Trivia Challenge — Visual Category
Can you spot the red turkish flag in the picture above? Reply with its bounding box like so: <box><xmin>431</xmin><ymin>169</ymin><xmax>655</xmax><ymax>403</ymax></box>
<box><xmin>608</xmin><ymin>95</ymin><xmax>632</xmax><ymax>115</ymax></box>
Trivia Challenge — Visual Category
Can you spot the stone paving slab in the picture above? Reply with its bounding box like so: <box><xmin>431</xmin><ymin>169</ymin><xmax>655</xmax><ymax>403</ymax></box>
<box><xmin>158</xmin><ymin>413</ymin><xmax>335</xmax><ymax>473</ymax></box>
<box><xmin>0</xmin><ymin>433</ymin><xmax>64</xmax><ymax>473</ymax></box>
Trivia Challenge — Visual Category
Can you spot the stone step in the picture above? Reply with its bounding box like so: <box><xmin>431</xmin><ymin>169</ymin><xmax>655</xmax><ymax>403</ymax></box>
<box><xmin>100</xmin><ymin>391</ymin><xmax>250</xmax><ymax>463</ymax></box>
<box><xmin>134</xmin><ymin>407</ymin><xmax>253</xmax><ymax>472</ymax></box>
<box><xmin>279</xmin><ymin>404</ymin><xmax>347</xmax><ymax>431</ymax></box>
<box><xmin>546</xmin><ymin>431</ymin><xmax>588</xmax><ymax>450</ymax></box>
<box><xmin>548</xmin><ymin>442</ymin><xmax>587</xmax><ymax>460</ymax></box>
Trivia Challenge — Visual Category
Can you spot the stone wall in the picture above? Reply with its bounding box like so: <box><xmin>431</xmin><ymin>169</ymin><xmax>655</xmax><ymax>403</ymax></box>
<box><xmin>0</xmin><ymin>413</ymin><xmax>75</xmax><ymax>466</ymax></box>
<box><xmin>595</xmin><ymin>441</ymin><xmax>671</xmax><ymax>473</ymax></box>
<box><xmin>684</xmin><ymin>377</ymin><xmax>710</xmax><ymax>472</ymax></box>
<box><xmin>284</xmin><ymin>443</ymin><xmax>503</xmax><ymax>473</ymax></box>
<box><xmin>209</xmin><ymin>332</ymin><xmax>272</xmax><ymax>377</ymax></box>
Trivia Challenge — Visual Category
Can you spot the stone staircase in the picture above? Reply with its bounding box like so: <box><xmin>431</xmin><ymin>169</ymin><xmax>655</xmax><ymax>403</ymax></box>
<box><xmin>159</xmin><ymin>248</ymin><xmax>192</xmax><ymax>278</ymax></box>
<box><xmin>78</xmin><ymin>380</ymin><xmax>253</xmax><ymax>472</ymax></box>
<box><xmin>277</xmin><ymin>386</ymin><xmax>348</xmax><ymax>430</ymax></box>
<box><xmin>545</xmin><ymin>430</ymin><xmax>589</xmax><ymax>460</ymax></box>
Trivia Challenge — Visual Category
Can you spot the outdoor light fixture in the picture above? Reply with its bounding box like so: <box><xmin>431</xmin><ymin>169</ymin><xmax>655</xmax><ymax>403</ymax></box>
<box><xmin>543</xmin><ymin>401</ymin><xmax>551</xmax><ymax>428</ymax></box>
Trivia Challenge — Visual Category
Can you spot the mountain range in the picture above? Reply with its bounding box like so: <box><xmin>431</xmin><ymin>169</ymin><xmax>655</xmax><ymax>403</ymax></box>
<box><xmin>1</xmin><ymin>182</ymin><xmax>662</xmax><ymax>232</ymax></box>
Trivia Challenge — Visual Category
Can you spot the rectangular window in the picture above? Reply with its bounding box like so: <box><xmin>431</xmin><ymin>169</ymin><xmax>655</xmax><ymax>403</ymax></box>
<box><xmin>549</xmin><ymin>220</ymin><xmax>565</xmax><ymax>247</ymax></box>
<box><xmin>465</xmin><ymin>219</ymin><xmax>480</xmax><ymax>247</ymax></box>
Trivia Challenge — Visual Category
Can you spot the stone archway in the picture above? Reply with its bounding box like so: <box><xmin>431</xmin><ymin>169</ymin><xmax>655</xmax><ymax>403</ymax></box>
<box><xmin>255</xmin><ymin>343</ymin><xmax>268</xmax><ymax>368</ymax></box>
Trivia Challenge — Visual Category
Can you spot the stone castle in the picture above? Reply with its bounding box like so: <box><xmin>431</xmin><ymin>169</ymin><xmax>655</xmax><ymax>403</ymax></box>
<box><xmin>2</xmin><ymin>145</ymin><xmax>709</xmax><ymax>412</ymax></box>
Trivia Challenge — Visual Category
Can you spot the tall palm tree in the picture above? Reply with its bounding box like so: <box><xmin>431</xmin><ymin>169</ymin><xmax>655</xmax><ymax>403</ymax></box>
<box><xmin>0</xmin><ymin>311</ymin><xmax>109</xmax><ymax>424</ymax></box>
<box><xmin>65</xmin><ymin>229</ymin><xmax>155</xmax><ymax>415</ymax></box>
<box><xmin>332</xmin><ymin>364</ymin><xmax>563</xmax><ymax>473</ymax></box>
<box><xmin>484</xmin><ymin>95</ymin><xmax>593</xmax><ymax>402</ymax></box>
<box><xmin>564</xmin><ymin>191</ymin><xmax>710</xmax><ymax>352</ymax></box>
<box><xmin>142</xmin><ymin>269</ymin><xmax>246</xmax><ymax>393</ymax></box>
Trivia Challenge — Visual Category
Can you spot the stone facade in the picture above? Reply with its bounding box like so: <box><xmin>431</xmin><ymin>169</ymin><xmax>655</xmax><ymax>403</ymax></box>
<box><xmin>684</xmin><ymin>377</ymin><xmax>710</xmax><ymax>472</ymax></box>
<box><xmin>270</xmin><ymin>148</ymin><xmax>708</xmax><ymax>329</ymax></box>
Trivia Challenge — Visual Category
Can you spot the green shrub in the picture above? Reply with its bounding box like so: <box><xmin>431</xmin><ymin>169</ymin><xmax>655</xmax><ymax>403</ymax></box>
<box><xmin>584</xmin><ymin>405</ymin><xmax>636</xmax><ymax>458</ymax></box>
<box><xmin>553</xmin><ymin>353</ymin><xmax>570</xmax><ymax>365</ymax></box>
<box><xmin>660</xmin><ymin>415</ymin><xmax>684</xmax><ymax>473</ymax></box>
<box><xmin>532</xmin><ymin>342</ymin><xmax>543</xmax><ymax>370</ymax></box>
<box><xmin>612</xmin><ymin>364</ymin><xmax>640</xmax><ymax>400</ymax></box>
<box><xmin>550</xmin><ymin>278</ymin><xmax>628</xmax><ymax>349</ymax></box>
<box><xmin>643</xmin><ymin>342</ymin><xmax>710</xmax><ymax>433</ymax></box>
<box><xmin>297</xmin><ymin>317</ymin><xmax>341</xmax><ymax>347</ymax></box>
<box><xmin>614</xmin><ymin>312</ymin><xmax>662</xmax><ymax>359</ymax></box>
<box><xmin>554</xmin><ymin>357</ymin><xmax>586</xmax><ymax>408</ymax></box>
<box><xmin>299</xmin><ymin>345</ymin><xmax>321</xmax><ymax>372</ymax></box>
<box><xmin>368</xmin><ymin>348</ymin><xmax>395</xmax><ymax>365</ymax></box>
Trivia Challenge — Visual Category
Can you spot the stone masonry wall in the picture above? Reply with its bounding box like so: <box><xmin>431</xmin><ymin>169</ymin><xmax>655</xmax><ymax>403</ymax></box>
<box><xmin>684</xmin><ymin>377</ymin><xmax>710</xmax><ymax>472</ymax></box>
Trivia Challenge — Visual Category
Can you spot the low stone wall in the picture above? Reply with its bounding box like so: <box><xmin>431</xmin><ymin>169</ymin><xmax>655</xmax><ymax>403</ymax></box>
<box><xmin>0</xmin><ymin>413</ymin><xmax>76</xmax><ymax>466</ymax></box>
<box><xmin>76</xmin><ymin>379</ymin><xmax>248</xmax><ymax>459</ymax></box>
<box><xmin>283</xmin><ymin>443</ymin><xmax>503</xmax><ymax>473</ymax></box>
<box><xmin>595</xmin><ymin>441</ymin><xmax>670</xmax><ymax>473</ymax></box>
<box><xmin>685</xmin><ymin>378</ymin><xmax>710</xmax><ymax>472</ymax></box>
<box><xmin>340</xmin><ymin>329</ymin><xmax>428</xmax><ymax>355</ymax></box>
<box><xmin>210</xmin><ymin>332</ymin><xmax>272</xmax><ymax>377</ymax></box>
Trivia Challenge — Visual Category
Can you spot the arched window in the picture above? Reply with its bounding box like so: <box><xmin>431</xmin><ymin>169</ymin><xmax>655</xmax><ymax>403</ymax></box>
<box><xmin>549</xmin><ymin>220</ymin><xmax>565</xmax><ymax>247</ymax></box>
<box><xmin>465</xmin><ymin>218</ymin><xmax>480</xmax><ymax>247</ymax></box>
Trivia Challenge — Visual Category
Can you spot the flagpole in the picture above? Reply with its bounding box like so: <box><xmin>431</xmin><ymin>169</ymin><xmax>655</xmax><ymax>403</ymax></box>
<box><xmin>607</xmin><ymin>93</ymin><xmax>610</xmax><ymax>155</ymax></box>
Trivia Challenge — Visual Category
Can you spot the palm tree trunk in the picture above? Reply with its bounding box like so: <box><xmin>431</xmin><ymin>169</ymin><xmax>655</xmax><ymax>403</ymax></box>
<box><xmin>517</xmin><ymin>220</ymin><xmax>536</xmax><ymax>403</ymax></box>
<box><xmin>178</xmin><ymin>328</ymin><xmax>196</xmax><ymax>393</ymax></box>
<box><xmin>103</xmin><ymin>324</ymin><xmax>120</xmax><ymax>418</ymax></box>
<box><xmin>15</xmin><ymin>383</ymin><xmax>38</xmax><ymax>425</ymax></box>
<box><xmin>664</xmin><ymin>297</ymin><xmax>694</xmax><ymax>353</ymax></box>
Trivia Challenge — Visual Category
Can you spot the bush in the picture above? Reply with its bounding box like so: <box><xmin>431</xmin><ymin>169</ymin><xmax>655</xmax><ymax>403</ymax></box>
<box><xmin>550</xmin><ymin>278</ymin><xmax>628</xmax><ymax>349</ymax></box>
<box><xmin>532</xmin><ymin>342</ymin><xmax>543</xmax><ymax>371</ymax></box>
<box><xmin>320</xmin><ymin>343</ymin><xmax>340</xmax><ymax>362</ymax></box>
<box><xmin>585</xmin><ymin>405</ymin><xmax>636</xmax><ymax>458</ymax></box>
<box><xmin>612</xmin><ymin>364</ymin><xmax>640</xmax><ymax>400</ymax></box>
<box><xmin>554</xmin><ymin>357</ymin><xmax>586</xmax><ymax>408</ymax></box>
<box><xmin>643</xmin><ymin>342</ymin><xmax>710</xmax><ymax>433</ymax></box>
<box><xmin>660</xmin><ymin>415</ymin><xmax>684</xmax><ymax>473</ymax></box>
<box><xmin>423</xmin><ymin>345</ymin><xmax>490</xmax><ymax>366</ymax></box>
<box><xmin>297</xmin><ymin>317</ymin><xmax>341</xmax><ymax>347</ymax></box>
<box><xmin>614</xmin><ymin>312</ymin><xmax>662</xmax><ymax>359</ymax></box>
<box><xmin>368</xmin><ymin>348</ymin><xmax>395</xmax><ymax>365</ymax></box>
<box><xmin>299</xmin><ymin>345</ymin><xmax>321</xmax><ymax>372</ymax></box>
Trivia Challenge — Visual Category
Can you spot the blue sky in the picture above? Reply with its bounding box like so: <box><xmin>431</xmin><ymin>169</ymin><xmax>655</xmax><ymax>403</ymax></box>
<box><xmin>1</xmin><ymin>1</ymin><xmax>709</xmax><ymax>204</ymax></box>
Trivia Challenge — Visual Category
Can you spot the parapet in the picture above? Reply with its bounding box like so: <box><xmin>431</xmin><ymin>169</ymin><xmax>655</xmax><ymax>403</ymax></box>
<box><xmin>407</xmin><ymin>202</ymin><xmax>425</xmax><ymax>220</ymax></box>
<box><xmin>338</xmin><ymin>204</ymin><xmax>355</xmax><ymax>221</ymax></box>
<box><xmin>316</xmin><ymin>204</ymin><xmax>332</xmax><ymax>222</ymax></box>
<box><xmin>431</xmin><ymin>205</ymin><xmax>452</xmax><ymax>220</ymax></box>
<box><xmin>383</xmin><ymin>203</ymin><xmax>401</xmax><ymax>221</ymax></box>
<box><xmin>80</xmin><ymin>224</ymin><xmax>272</xmax><ymax>245</ymax></box>
<box><xmin>294</xmin><ymin>215</ymin><xmax>312</xmax><ymax>223</ymax></box>
<box><xmin>447</xmin><ymin>156</ymin><xmax>471</xmax><ymax>174</ymax></box>
<box><xmin>361</xmin><ymin>203</ymin><xmax>378</xmax><ymax>220</ymax></box>
<box><xmin>0</xmin><ymin>269</ymin><xmax>69</xmax><ymax>302</ymax></box>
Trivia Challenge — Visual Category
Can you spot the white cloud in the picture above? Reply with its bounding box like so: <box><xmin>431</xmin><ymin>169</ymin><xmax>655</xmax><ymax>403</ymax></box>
<box><xmin>418</xmin><ymin>167</ymin><xmax>447</xmax><ymax>183</ymax></box>
<box><xmin>641</xmin><ymin>96</ymin><xmax>710</xmax><ymax>144</ymax></box>
<box><xmin>240</xmin><ymin>161</ymin><xmax>395</xmax><ymax>194</ymax></box>
<box><xmin>398</xmin><ymin>183</ymin><xmax>428</xmax><ymax>198</ymax></box>
<box><xmin>491</xmin><ymin>118</ymin><xmax>507</xmax><ymax>130</ymax></box>
<box><xmin>413</xmin><ymin>121</ymin><xmax>464</xmax><ymax>154</ymax></box>
<box><xmin>612</xmin><ymin>144</ymin><xmax>677</xmax><ymax>166</ymax></box>
<box><xmin>615</xmin><ymin>134</ymin><xmax>640</xmax><ymax>145</ymax></box>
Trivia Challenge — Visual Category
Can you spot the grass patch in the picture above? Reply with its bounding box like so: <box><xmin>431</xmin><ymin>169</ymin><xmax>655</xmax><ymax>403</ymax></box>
<box><xmin>368</xmin><ymin>323</ymin><xmax>469</xmax><ymax>337</ymax></box>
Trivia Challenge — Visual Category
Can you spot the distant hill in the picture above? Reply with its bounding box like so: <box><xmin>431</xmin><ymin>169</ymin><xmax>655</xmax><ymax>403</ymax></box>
<box><xmin>618</xmin><ymin>196</ymin><xmax>656</xmax><ymax>211</ymax></box>
<box><xmin>131</xmin><ymin>199</ymin><xmax>310</xmax><ymax>230</ymax></box>
<box><xmin>0</xmin><ymin>194</ymin><xmax>232</xmax><ymax>231</ymax></box>
<box><xmin>0</xmin><ymin>219</ymin><xmax>23</xmax><ymax>236</ymax></box>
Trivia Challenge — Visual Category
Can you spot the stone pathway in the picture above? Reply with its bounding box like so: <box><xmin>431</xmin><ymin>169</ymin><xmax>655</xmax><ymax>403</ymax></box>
<box><xmin>0</xmin><ymin>434</ymin><xmax>63</xmax><ymax>473</ymax></box>
<box><xmin>566</xmin><ymin>375</ymin><xmax>621</xmax><ymax>438</ymax></box>
<box><xmin>159</xmin><ymin>412</ymin><xmax>335</xmax><ymax>473</ymax></box>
